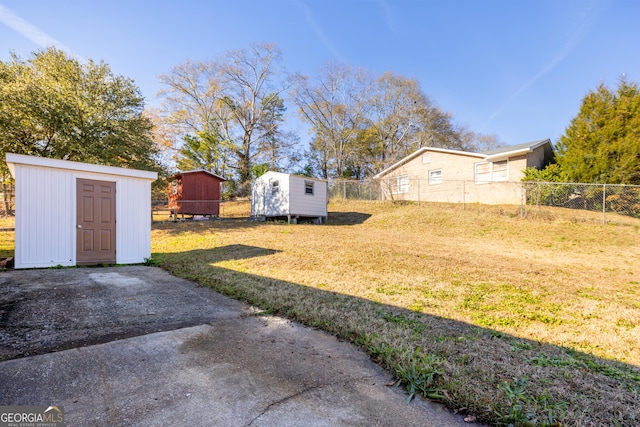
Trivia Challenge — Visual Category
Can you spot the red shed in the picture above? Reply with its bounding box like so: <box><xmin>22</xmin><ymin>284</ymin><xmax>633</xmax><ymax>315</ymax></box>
<box><xmin>168</xmin><ymin>170</ymin><xmax>226</xmax><ymax>217</ymax></box>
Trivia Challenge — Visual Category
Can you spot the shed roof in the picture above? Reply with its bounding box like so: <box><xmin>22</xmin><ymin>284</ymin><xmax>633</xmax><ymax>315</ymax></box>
<box><xmin>170</xmin><ymin>169</ymin><xmax>226</xmax><ymax>181</ymax></box>
<box><xmin>257</xmin><ymin>171</ymin><xmax>327</xmax><ymax>183</ymax></box>
<box><xmin>5</xmin><ymin>153</ymin><xmax>158</xmax><ymax>180</ymax></box>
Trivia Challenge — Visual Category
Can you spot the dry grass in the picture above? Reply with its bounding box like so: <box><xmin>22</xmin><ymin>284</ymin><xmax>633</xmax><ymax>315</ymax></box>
<box><xmin>0</xmin><ymin>216</ymin><xmax>14</xmax><ymax>259</ymax></box>
<box><xmin>152</xmin><ymin>199</ymin><xmax>251</xmax><ymax>222</ymax></box>
<box><xmin>3</xmin><ymin>201</ymin><xmax>638</xmax><ymax>424</ymax></box>
<box><xmin>152</xmin><ymin>200</ymin><xmax>640</xmax><ymax>425</ymax></box>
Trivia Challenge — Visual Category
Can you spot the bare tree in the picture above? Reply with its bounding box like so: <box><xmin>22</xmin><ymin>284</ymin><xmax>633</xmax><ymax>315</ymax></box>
<box><xmin>291</xmin><ymin>62</ymin><xmax>371</xmax><ymax>179</ymax></box>
<box><xmin>158</xmin><ymin>43</ymin><xmax>293</xmax><ymax>194</ymax></box>
<box><xmin>291</xmin><ymin>64</ymin><xmax>474</xmax><ymax>178</ymax></box>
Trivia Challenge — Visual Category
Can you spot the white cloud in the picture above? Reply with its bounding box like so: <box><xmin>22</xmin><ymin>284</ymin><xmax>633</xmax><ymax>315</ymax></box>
<box><xmin>0</xmin><ymin>3</ymin><xmax>82</xmax><ymax>59</ymax></box>
<box><xmin>291</xmin><ymin>0</ymin><xmax>346</xmax><ymax>63</ymax></box>
<box><xmin>481</xmin><ymin>0</ymin><xmax>610</xmax><ymax>132</ymax></box>
<box><xmin>373</xmin><ymin>0</ymin><xmax>396</xmax><ymax>33</ymax></box>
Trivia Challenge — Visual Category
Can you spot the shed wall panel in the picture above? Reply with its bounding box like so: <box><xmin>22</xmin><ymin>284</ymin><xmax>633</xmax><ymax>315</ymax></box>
<box><xmin>14</xmin><ymin>165</ymin><xmax>74</xmax><ymax>269</ymax></box>
<box><xmin>169</xmin><ymin>171</ymin><xmax>223</xmax><ymax>216</ymax></box>
<box><xmin>116</xmin><ymin>177</ymin><xmax>152</xmax><ymax>264</ymax></box>
<box><xmin>288</xmin><ymin>176</ymin><xmax>327</xmax><ymax>217</ymax></box>
<box><xmin>251</xmin><ymin>172</ymin><xmax>290</xmax><ymax>216</ymax></box>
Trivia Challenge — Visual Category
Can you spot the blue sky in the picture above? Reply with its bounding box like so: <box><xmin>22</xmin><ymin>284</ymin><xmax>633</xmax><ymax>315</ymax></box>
<box><xmin>0</xmin><ymin>0</ymin><xmax>638</xmax><ymax>148</ymax></box>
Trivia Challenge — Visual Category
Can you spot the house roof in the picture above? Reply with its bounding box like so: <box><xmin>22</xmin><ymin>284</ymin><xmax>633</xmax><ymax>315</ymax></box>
<box><xmin>373</xmin><ymin>147</ymin><xmax>484</xmax><ymax>179</ymax></box>
<box><xmin>482</xmin><ymin>139</ymin><xmax>552</xmax><ymax>161</ymax></box>
<box><xmin>373</xmin><ymin>139</ymin><xmax>552</xmax><ymax>178</ymax></box>
<box><xmin>170</xmin><ymin>169</ymin><xmax>226</xmax><ymax>181</ymax></box>
<box><xmin>5</xmin><ymin>153</ymin><xmax>158</xmax><ymax>180</ymax></box>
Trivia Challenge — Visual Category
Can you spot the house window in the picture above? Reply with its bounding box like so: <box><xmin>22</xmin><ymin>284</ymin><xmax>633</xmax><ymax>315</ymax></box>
<box><xmin>475</xmin><ymin>162</ymin><xmax>491</xmax><ymax>183</ymax></box>
<box><xmin>475</xmin><ymin>161</ymin><xmax>509</xmax><ymax>183</ymax></box>
<box><xmin>304</xmin><ymin>180</ymin><xmax>314</xmax><ymax>195</ymax></box>
<box><xmin>422</xmin><ymin>154</ymin><xmax>431</xmax><ymax>164</ymax></box>
<box><xmin>271</xmin><ymin>180</ymin><xmax>279</xmax><ymax>193</ymax></box>
<box><xmin>397</xmin><ymin>175</ymin><xmax>409</xmax><ymax>193</ymax></box>
<box><xmin>492</xmin><ymin>160</ymin><xmax>508</xmax><ymax>181</ymax></box>
<box><xmin>428</xmin><ymin>169</ymin><xmax>442</xmax><ymax>185</ymax></box>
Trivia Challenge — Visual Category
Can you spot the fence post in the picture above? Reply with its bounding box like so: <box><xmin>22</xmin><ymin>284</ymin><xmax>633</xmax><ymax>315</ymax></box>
<box><xmin>520</xmin><ymin>183</ymin><xmax>525</xmax><ymax>218</ymax></box>
<box><xmin>343</xmin><ymin>181</ymin><xmax>346</xmax><ymax>199</ymax></box>
<box><xmin>462</xmin><ymin>181</ymin><xmax>466</xmax><ymax>209</ymax></box>
<box><xmin>602</xmin><ymin>184</ymin><xmax>606</xmax><ymax>225</ymax></box>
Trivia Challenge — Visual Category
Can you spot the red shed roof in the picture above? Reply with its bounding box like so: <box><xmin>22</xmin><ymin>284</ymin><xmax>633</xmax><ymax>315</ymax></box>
<box><xmin>169</xmin><ymin>169</ymin><xmax>226</xmax><ymax>181</ymax></box>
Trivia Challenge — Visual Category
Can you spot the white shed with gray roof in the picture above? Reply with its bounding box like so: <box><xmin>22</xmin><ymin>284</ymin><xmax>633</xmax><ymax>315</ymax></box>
<box><xmin>251</xmin><ymin>171</ymin><xmax>327</xmax><ymax>224</ymax></box>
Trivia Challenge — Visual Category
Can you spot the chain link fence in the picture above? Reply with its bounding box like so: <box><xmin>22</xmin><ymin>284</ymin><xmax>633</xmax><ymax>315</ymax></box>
<box><xmin>328</xmin><ymin>179</ymin><xmax>382</xmax><ymax>201</ymax></box>
<box><xmin>330</xmin><ymin>178</ymin><xmax>525</xmax><ymax>205</ymax></box>
<box><xmin>328</xmin><ymin>179</ymin><xmax>640</xmax><ymax>224</ymax></box>
<box><xmin>3</xmin><ymin>180</ymin><xmax>638</xmax><ymax>225</ymax></box>
<box><xmin>0</xmin><ymin>185</ymin><xmax>14</xmax><ymax>218</ymax></box>
<box><xmin>522</xmin><ymin>182</ymin><xmax>640</xmax><ymax>223</ymax></box>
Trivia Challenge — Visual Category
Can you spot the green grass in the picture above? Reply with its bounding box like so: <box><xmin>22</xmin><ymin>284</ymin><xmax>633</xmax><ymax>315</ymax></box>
<box><xmin>150</xmin><ymin>200</ymin><xmax>640</xmax><ymax>426</ymax></box>
<box><xmin>0</xmin><ymin>217</ymin><xmax>14</xmax><ymax>259</ymax></box>
<box><xmin>0</xmin><ymin>202</ymin><xmax>640</xmax><ymax>426</ymax></box>
<box><xmin>3</xmin><ymin>201</ymin><xmax>639</xmax><ymax>424</ymax></box>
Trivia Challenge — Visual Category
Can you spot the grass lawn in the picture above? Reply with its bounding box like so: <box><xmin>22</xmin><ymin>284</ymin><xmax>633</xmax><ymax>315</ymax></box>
<box><xmin>152</xmin><ymin>200</ymin><xmax>640</xmax><ymax>426</ymax></box>
<box><xmin>0</xmin><ymin>216</ymin><xmax>14</xmax><ymax>259</ymax></box>
<box><xmin>2</xmin><ymin>201</ymin><xmax>638</xmax><ymax>425</ymax></box>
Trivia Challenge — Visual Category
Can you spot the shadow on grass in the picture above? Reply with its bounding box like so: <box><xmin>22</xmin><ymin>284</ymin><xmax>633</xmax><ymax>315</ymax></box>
<box><xmin>204</xmin><ymin>244</ymin><xmax>280</xmax><ymax>262</ymax></box>
<box><xmin>326</xmin><ymin>211</ymin><xmax>372</xmax><ymax>225</ymax></box>
<box><xmin>155</xmin><ymin>246</ymin><xmax>640</xmax><ymax>426</ymax></box>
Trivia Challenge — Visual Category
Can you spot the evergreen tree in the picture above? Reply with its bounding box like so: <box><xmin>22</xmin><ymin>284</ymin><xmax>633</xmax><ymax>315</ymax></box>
<box><xmin>0</xmin><ymin>47</ymin><xmax>160</xmax><ymax>174</ymax></box>
<box><xmin>176</xmin><ymin>130</ymin><xmax>230</xmax><ymax>175</ymax></box>
<box><xmin>556</xmin><ymin>78</ymin><xmax>640</xmax><ymax>184</ymax></box>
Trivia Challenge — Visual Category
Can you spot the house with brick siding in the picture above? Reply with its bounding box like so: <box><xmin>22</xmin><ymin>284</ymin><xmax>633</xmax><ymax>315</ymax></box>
<box><xmin>373</xmin><ymin>139</ymin><xmax>554</xmax><ymax>205</ymax></box>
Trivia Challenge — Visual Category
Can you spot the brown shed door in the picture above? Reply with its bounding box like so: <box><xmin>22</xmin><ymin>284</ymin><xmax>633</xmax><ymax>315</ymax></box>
<box><xmin>76</xmin><ymin>178</ymin><xmax>116</xmax><ymax>265</ymax></box>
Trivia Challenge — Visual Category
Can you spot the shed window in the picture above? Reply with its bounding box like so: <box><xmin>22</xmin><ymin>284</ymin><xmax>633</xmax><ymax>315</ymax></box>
<box><xmin>429</xmin><ymin>169</ymin><xmax>442</xmax><ymax>185</ymax></box>
<box><xmin>422</xmin><ymin>154</ymin><xmax>431</xmax><ymax>164</ymax></box>
<box><xmin>271</xmin><ymin>180</ymin><xmax>279</xmax><ymax>193</ymax></box>
<box><xmin>304</xmin><ymin>180</ymin><xmax>314</xmax><ymax>195</ymax></box>
<box><xmin>397</xmin><ymin>175</ymin><xmax>409</xmax><ymax>193</ymax></box>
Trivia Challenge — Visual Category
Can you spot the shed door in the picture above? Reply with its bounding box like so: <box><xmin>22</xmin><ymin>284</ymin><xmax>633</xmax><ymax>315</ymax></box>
<box><xmin>76</xmin><ymin>178</ymin><xmax>116</xmax><ymax>265</ymax></box>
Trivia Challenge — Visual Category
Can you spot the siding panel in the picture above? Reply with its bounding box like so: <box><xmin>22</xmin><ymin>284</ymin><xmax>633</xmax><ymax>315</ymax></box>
<box><xmin>116</xmin><ymin>178</ymin><xmax>152</xmax><ymax>264</ymax></box>
<box><xmin>288</xmin><ymin>176</ymin><xmax>327</xmax><ymax>217</ymax></box>
<box><xmin>14</xmin><ymin>165</ymin><xmax>74</xmax><ymax>268</ymax></box>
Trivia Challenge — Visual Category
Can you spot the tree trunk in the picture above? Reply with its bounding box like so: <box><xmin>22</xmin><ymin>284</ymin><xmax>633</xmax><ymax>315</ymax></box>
<box><xmin>2</xmin><ymin>180</ymin><xmax>11</xmax><ymax>216</ymax></box>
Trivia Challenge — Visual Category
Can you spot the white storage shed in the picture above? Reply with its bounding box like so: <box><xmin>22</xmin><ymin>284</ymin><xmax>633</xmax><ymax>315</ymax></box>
<box><xmin>6</xmin><ymin>153</ymin><xmax>158</xmax><ymax>269</ymax></box>
<box><xmin>251</xmin><ymin>171</ymin><xmax>328</xmax><ymax>224</ymax></box>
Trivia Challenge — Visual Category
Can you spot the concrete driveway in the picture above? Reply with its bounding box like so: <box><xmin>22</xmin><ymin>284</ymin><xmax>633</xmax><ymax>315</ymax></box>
<box><xmin>0</xmin><ymin>266</ymin><xmax>475</xmax><ymax>426</ymax></box>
